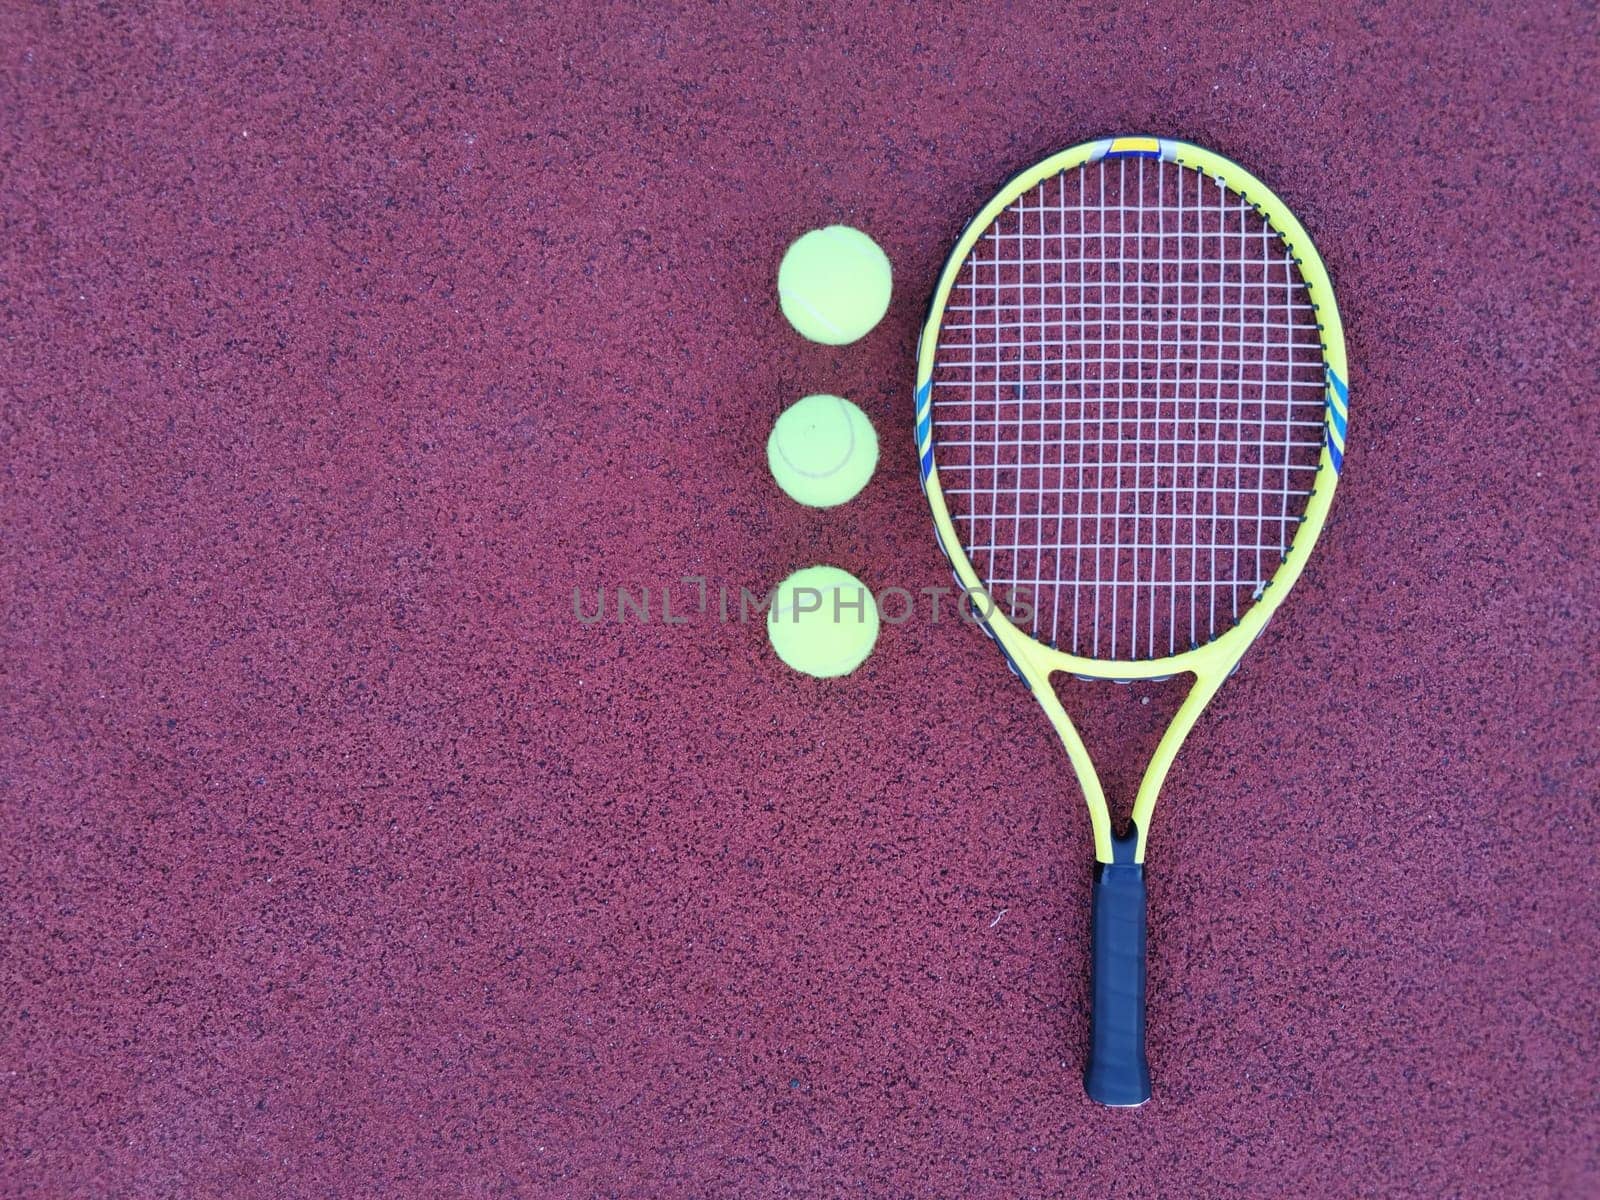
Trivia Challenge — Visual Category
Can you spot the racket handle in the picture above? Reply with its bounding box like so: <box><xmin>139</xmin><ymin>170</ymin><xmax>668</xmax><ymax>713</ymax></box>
<box><xmin>1084</xmin><ymin>833</ymin><xmax>1151</xmax><ymax>1107</ymax></box>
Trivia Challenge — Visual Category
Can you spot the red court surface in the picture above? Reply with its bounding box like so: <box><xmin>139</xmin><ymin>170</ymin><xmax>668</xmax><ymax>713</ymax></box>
<box><xmin>3</xmin><ymin>4</ymin><xmax>1596</xmax><ymax>1197</ymax></box>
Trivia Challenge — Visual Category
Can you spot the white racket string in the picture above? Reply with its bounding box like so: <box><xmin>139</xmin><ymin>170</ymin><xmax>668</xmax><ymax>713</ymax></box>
<box><xmin>931</xmin><ymin>158</ymin><xmax>1325</xmax><ymax>661</ymax></box>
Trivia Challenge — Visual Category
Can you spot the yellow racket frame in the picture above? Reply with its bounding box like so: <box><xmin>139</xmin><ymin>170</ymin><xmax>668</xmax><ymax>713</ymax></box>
<box><xmin>915</xmin><ymin>136</ymin><xmax>1348</xmax><ymax>865</ymax></box>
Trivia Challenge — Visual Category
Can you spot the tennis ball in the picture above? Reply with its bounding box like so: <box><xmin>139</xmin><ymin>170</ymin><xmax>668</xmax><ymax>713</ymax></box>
<box><xmin>777</xmin><ymin>226</ymin><xmax>892</xmax><ymax>345</ymax></box>
<box><xmin>766</xmin><ymin>565</ymin><xmax>880</xmax><ymax>678</ymax></box>
<box><xmin>767</xmin><ymin>393</ymin><xmax>879</xmax><ymax>508</ymax></box>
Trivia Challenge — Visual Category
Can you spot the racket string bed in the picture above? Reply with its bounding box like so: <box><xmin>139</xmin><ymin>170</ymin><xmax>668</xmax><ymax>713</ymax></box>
<box><xmin>929</xmin><ymin>157</ymin><xmax>1327</xmax><ymax>662</ymax></box>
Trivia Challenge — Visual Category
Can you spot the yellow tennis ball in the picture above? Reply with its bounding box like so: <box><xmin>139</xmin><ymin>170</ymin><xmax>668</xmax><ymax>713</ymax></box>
<box><xmin>777</xmin><ymin>226</ymin><xmax>892</xmax><ymax>345</ymax></box>
<box><xmin>767</xmin><ymin>393</ymin><xmax>879</xmax><ymax>508</ymax></box>
<box><xmin>766</xmin><ymin>565</ymin><xmax>880</xmax><ymax>678</ymax></box>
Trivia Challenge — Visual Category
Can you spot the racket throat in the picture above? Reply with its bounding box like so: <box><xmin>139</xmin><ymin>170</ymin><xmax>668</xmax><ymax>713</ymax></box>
<box><xmin>1044</xmin><ymin>670</ymin><xmax>1192</xmax><ymax>858</ymax></box>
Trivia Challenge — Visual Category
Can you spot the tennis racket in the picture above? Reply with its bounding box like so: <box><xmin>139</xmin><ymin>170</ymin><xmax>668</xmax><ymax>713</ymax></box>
<box><xmin>914</xmin><ymin>136</ymin><xmax>1348</xmax><ymax>1106</ymax></box>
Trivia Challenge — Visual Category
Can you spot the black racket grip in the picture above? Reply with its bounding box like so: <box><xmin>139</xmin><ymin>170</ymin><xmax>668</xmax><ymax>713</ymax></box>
<box><xmin>1084</xmin><ymin>835</ymin><xmax>1151</xmax><ymax>1107</ymax></box>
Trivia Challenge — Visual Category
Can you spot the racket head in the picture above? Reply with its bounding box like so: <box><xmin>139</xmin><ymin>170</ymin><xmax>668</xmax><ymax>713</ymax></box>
<box><xmin>915</xmin><ymin>137</ymin><xmax>1348</xmax><ymax>860</ymax></box>
<box><xmin>917</xmin><ymin>137</ymin><xmax>1347</xmax><ymax>681</ymax></box>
